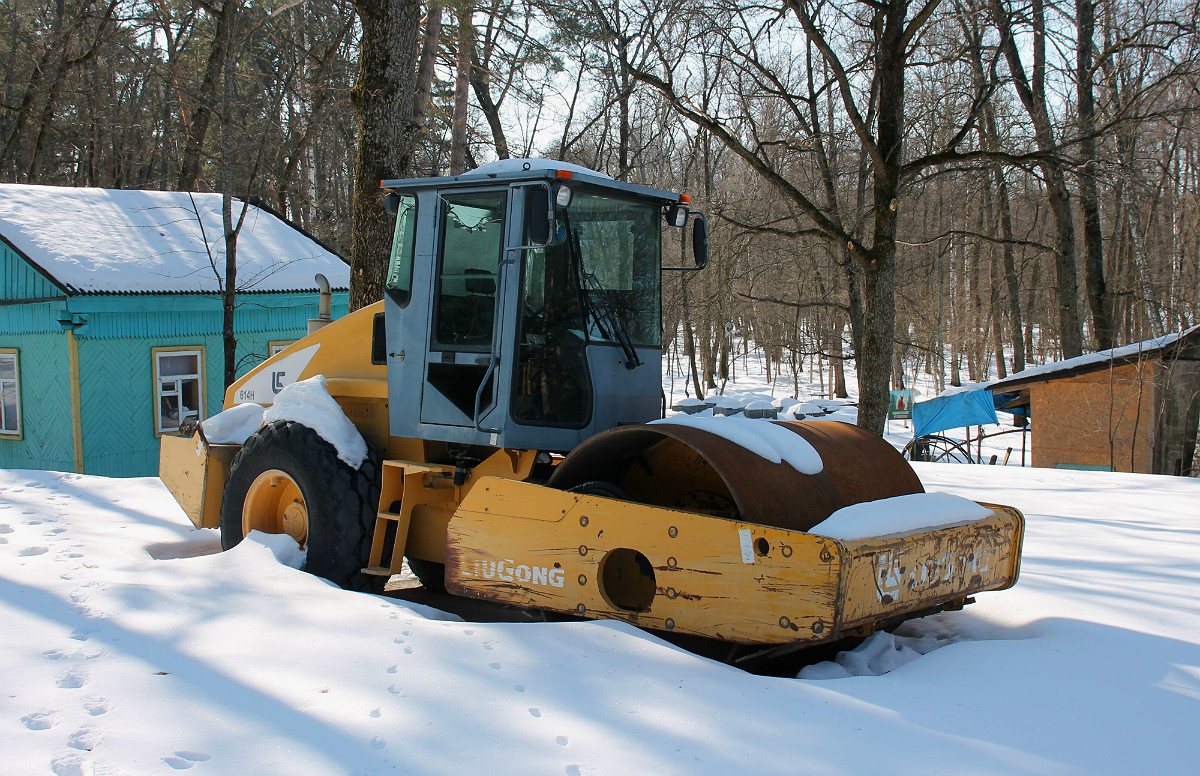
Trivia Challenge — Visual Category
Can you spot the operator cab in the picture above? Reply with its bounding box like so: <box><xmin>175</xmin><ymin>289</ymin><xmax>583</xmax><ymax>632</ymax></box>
<box><xmin>380</xmin><ymin>159</ymin><xmax>705</xmax><ymax>453</ymax></box>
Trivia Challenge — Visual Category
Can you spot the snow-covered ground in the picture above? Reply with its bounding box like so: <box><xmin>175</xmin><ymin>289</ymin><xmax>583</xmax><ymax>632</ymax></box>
<box><xmin>3</xmin><ymin>350</ymin><xmax>1195</xmax><ymax>774</ymax></box>
<box><xmin>2</xmin><ymin>462</ymin><xmax>1198</xmax><ymax>775</ymax></box>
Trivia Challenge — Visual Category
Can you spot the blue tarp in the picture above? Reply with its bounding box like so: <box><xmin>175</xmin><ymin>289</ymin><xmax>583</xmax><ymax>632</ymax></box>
<box><xmin>912</xmin><ymin>386</ymin><xmax>999</xmax><ymax>438</ymax></box>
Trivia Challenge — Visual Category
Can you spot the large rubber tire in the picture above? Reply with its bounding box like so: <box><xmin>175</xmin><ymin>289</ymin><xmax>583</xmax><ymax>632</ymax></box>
<box><xmin>220</xmin><ymin>420</ymin><xmax>383</xmax><ymax>592</ymax></box>
<box><xmin>406</xmin><ymin>558</ymin><xmax>446</xmax><ymax>593</ymax></box>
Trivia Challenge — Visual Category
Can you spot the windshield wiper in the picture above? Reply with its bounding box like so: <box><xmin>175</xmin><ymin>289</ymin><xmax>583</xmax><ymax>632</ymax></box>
<box><xmin>563</xmin><ymin>212</ymin><xmax>642</xmax><ymax>370</ymax></box>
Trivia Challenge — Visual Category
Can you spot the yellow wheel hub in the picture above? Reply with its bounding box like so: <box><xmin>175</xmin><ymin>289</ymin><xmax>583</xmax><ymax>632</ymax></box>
<box><xmin>242</xmin><ymin>469</ymin><xmax>308</xmax><ymax>547</ymax></box>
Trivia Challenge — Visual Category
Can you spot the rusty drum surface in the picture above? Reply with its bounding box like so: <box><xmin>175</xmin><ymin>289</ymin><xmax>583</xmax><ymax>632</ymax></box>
<box><xmin>548</xmin><ymin>420</ymin><xmax>923</xmax><ymax>532</ymax></box>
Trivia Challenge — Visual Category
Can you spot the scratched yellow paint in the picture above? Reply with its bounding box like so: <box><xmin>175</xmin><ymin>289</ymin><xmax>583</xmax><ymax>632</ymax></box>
<box><xmin>443</xmin><ymin>479</ymin><xmax>1024</xmax><ymax>646</ymax></box>
<box><xmin>835</xmin><ymin>504</ymin><xmax>1024</xmax><ymax>629</ymax></box>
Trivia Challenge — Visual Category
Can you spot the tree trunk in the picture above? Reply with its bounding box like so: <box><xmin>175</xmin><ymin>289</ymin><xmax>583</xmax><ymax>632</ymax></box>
<box><xmin>858</xmin><ymin>257</ymin><xmax>897</xmax><ymax>432</ymax></box>
<box><xmin>1076</xmin><ymin>0</ymin><xmax>1114</xmax><ymax>350</ymax></box>
<box><xmin>449</xmin><ymin>5</ymin><xmax>472</xmax><ymax>175</ymax></box>
<box><xmin>990</xmin><ymin>0</ymin><xmax>1083</xmax><ymax>357</ymax></box>
<box><xmin>469</xmin><ymin>0</ymin><xmax>510</xmax><ymax>160</ymax></box>
<box><xmin>413</xmin><ymin>4</ymin><xmax>442</xmax><ymax>127</ymax></box>
<box><xmin>680</xmin><ymin>275</ymin><xmax>704</xmax><ymax>399</ymax></box>
<box><xmin>831</xmin><ymin>321</ymin><xmax>848</xmax><ymax>398</ymax></box>
<box><xmin>177</xmin><ymin>0</ymin><xmax>239</xmax><ymax>191</ymax></box>
<box><xmin>348</xmin><ymin>0</ymin><xmax>423</xmax><ymax>311</ymax></box>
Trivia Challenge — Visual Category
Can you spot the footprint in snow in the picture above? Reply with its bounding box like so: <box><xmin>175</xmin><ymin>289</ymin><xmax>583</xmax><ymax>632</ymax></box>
<box><xmin>50</xmin><ymin>753</ymin><xmax>93</xmax><ymax>776</ymax></box>
<box><xmin>22</xmin><ymin>710</ymin><xmax>58</xmax><ymax>730</ymax></box>
<box><xmin>83</xmin><ymin>697</ymin><xmax>111</xmax><ymax>716</ymax></box>
<box><xmin>19</xmin><ymin>546</ymin><xmax>49</xmax><ymax>556</ymax></box>
<box><xmin>68</xmin><ymin>626</ymin><xmax>95</xmax><ymax>642</ymax></box>
<box><xmin>67</xmin><ymin>727</ymin><xmax>101</xmax><ymax>751</ymax></box>
<box><xmin>565</xmin><ymin>766</ymin><xmax>582</xmax><ymax>776</ymax></box>
<box><xmin>369</xmin><ymin>708</ymin><xmax>382</xmax><ymax>718</ymax></box>
<box><xmin>392</xmin><ymin>637</ymin><xmax>404</xmax><ymax>645</ymax></box>
<box><xmin>163</xmin><ymin>751</ymin><xmax>211</xmax><ymax>770</ymax></box>
<box><xmin>556</xmin><ymin>736</ymin><xmax>569</xmax><ymax>746</ymax></box>
<box><xmin>514</xmin><ymin>685</ymin><xmax>525</xmax><ymax>692</ymax></box>
<box><xmin>56</xmin><ymin>668</ymin><xmax>89</xmax><ymax>689</ymax></box>
<box><xmin>387</xmin><ymin>685</ymin><xmax>401</xmax><ymax>695</ymax></box>
<box><xmin>74</xmin><ymin>604</ymin><xmax>101</xmax><ymax>619</ymax></box>
<box><xmin>386</xmin><ymin>665</ymin><xmax>397</xmax><ymax>674</ymax></box>
<box><xmin>44</xmin><ymin>648</ymin><xmax>71</xmax><ymax>661</ymax></box>
<box><xmin>489</xmin><ymin>663</ymin><xmax>501</xmax><ymax>670</ymax></box>
<box><xmin>403</xmin><ymin>647</ymin><xmax>413</xmax><ymax>655</ymax></box>
<box><xmin>370</xmin><ymin>737</ymin><xmax>386</xmax><ymax>750</ymax></box>
<box><xmin>0</xmin><ymin>523</ymin><xmax>12</xmax><ymax>533</ymax></box>
<box><xmin>528</xmin><ymin>708</ymin><xmax>541</xmax><ymax>718</ymax></box>
<box><xmin>0</xmin><ymin>537</ymin><xmax>7</xmax><ymax>544</ymax></box>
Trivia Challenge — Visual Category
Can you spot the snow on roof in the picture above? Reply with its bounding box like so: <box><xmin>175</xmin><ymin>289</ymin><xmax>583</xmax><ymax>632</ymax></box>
<box><xmin>466</xmin><ymin>158</ymin><xmax>613</xmax><ymax>179</ymax></box>
<box><xmin>0</xmin><ymin>184</ymin><xmax>348</xmax><ymax>294</ymax></box>
<box><xmin>991</xmin><ymin>324</ymin><xmax>1200</xmax><ymax>390</ymax></box>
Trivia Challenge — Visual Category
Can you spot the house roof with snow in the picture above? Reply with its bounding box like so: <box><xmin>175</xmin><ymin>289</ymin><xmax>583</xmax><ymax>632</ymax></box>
<box><xmin>0</xmin><ymin>184</ymin><xmax>348</xmax><ymax>295</ymax></box>
<box><xmin>990</xmin><ymin>324</ymin><xmax>1200</xmax><ymax>392</ymax></box>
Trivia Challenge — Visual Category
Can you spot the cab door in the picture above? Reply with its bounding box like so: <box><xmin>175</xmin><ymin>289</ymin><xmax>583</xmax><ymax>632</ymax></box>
<box><xmin>419</xmin><ymin>190</ymin><xmax>507</xmax><ymax>428</ymax></box>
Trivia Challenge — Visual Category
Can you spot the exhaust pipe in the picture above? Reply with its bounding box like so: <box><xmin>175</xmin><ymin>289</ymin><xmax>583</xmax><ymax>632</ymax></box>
<box><xmin>307</xmin><ymin>273</ymin><xmax>332</xmax><ymax>334</ymax></box>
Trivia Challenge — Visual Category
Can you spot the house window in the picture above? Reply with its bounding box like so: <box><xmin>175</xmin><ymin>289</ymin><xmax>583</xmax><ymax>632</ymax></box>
<box><xmin>154</xmin><ymin>347</ymin><xmax>204</xmax><ymax>435</ymax></box>
<box><xmin>0</xmin><ymin>349</ymin><xmax>20</xmax><ymax>437</ymax></box>
<box><xmin>268</xmin><ymin>341</ymin><xmax>294</xmax><ymax>357</ymax></box>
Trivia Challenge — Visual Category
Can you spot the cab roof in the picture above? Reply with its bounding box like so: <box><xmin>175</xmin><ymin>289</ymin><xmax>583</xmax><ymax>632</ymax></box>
<box><xmin>381</xmin><ymin>158</ymin><xmax>684</xmax><ymax>205</ymax></box>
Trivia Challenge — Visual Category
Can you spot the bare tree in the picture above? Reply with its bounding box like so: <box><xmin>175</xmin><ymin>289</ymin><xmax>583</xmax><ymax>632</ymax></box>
<box><xmin>348</xmin><ymin>0</ymin><xmax>424</xmax><ymax>310</ymax></box>
<box><xmin>987</xmin><ymin>0</ymin><xmax>1084</xmax><ymax>357</ymax></box>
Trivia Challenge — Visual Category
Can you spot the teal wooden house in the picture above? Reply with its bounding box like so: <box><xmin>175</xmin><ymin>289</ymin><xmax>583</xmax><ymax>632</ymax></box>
<box><xmin>0</xmin><ymin>184</ymin><xmax>350</xmax><ymax>477</ymax></box>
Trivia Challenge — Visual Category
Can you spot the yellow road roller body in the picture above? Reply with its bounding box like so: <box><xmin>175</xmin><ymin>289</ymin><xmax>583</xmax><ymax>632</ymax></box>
<box><xmin>160</xmin><ymin>160</ymin><xmax>1024</xmax><ymax>654</ymax></box>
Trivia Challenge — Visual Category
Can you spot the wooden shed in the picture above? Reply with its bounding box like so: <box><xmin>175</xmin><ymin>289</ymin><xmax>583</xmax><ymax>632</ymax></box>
<box><xmin>990</xmin><ymin>326</ymin><xmax>1200</xmax><ymax>476</ymax></box>
<box><xmin>0</xmin><ymin>184</ymin><xmax>349</xmax><ymax>477</ymax></box>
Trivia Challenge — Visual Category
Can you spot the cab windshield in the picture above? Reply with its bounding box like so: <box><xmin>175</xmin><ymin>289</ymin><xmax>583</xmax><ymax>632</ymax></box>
<box><xmin>512</xmin><ymin>190</ymin><xmax>661</xmax><ymax>427</ymax></box>
<box><xmin>563</xmin><ymin>192</ymin><xmax>662</xmax><ymax>347</ymax></box>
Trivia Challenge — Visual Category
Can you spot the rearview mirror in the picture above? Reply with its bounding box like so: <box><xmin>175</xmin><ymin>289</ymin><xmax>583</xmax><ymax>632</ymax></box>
<box><xmin>525</xmin><ymin>186</ymin><xmax>553</xmax><ymax>246</ymax></box>
<box><xmin>384</xmin><ymin>192</ymin><xmax>401</xmax><ymax>216</ymax></box>
<box><xmin>692</xmin><ymin>214</ymin><xmax>709</xmax><ymax>269</ymax></box>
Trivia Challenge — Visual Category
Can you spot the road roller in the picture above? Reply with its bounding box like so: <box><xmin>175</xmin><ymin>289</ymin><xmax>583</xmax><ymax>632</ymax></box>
<box><xmin>160</xmin><ymin>160</ymin><xmax>1023</xmax><ymax>658</ymax></box>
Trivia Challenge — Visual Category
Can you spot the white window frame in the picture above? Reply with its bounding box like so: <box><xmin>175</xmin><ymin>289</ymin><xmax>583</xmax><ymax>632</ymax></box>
<box><xmin>0</xmin><ymin>349</ymin><xmax>20</xmax><ymax>438</ymax></box>
<box><xmin>153</xmin><ymin>347</ymin><xmax>205</xmax><ymax>436</ymax></box>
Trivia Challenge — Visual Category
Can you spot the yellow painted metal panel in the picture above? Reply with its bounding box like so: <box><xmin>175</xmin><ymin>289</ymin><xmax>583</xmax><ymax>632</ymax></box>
<box><xmin>446</xmin><ymin>478</ymin><xmax>844</xmax><ymax>645</ymax></box>
<box><xmin>446</xmin><ymin>481</ymin><xmax>1025</xmax><ymax>646</ymax></box>
<box><xmin>223</xmin><ymin>302</ymin><xmax>387</xmax><ymax>410</ymax></box>
<box><xmin>374</xmin><ymin>448</ymin><xmax>539</xmax><ymax>571</ymax></box>
<box><xmin>833</xmin><ymin>503</ymin><xmax>1024</xmax><ymax>630</ymax></box>
<box><xmin>158</xmin><ymin>433</ymin><xmax>238</xmax><ymax>529</ymax></box>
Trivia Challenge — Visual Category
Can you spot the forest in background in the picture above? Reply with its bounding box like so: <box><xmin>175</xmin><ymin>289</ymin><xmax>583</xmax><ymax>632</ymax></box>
<box><xmin>2</xmin><ymin>0</ymin><xmax>1198</xmax><ymax>426</ymax></box>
